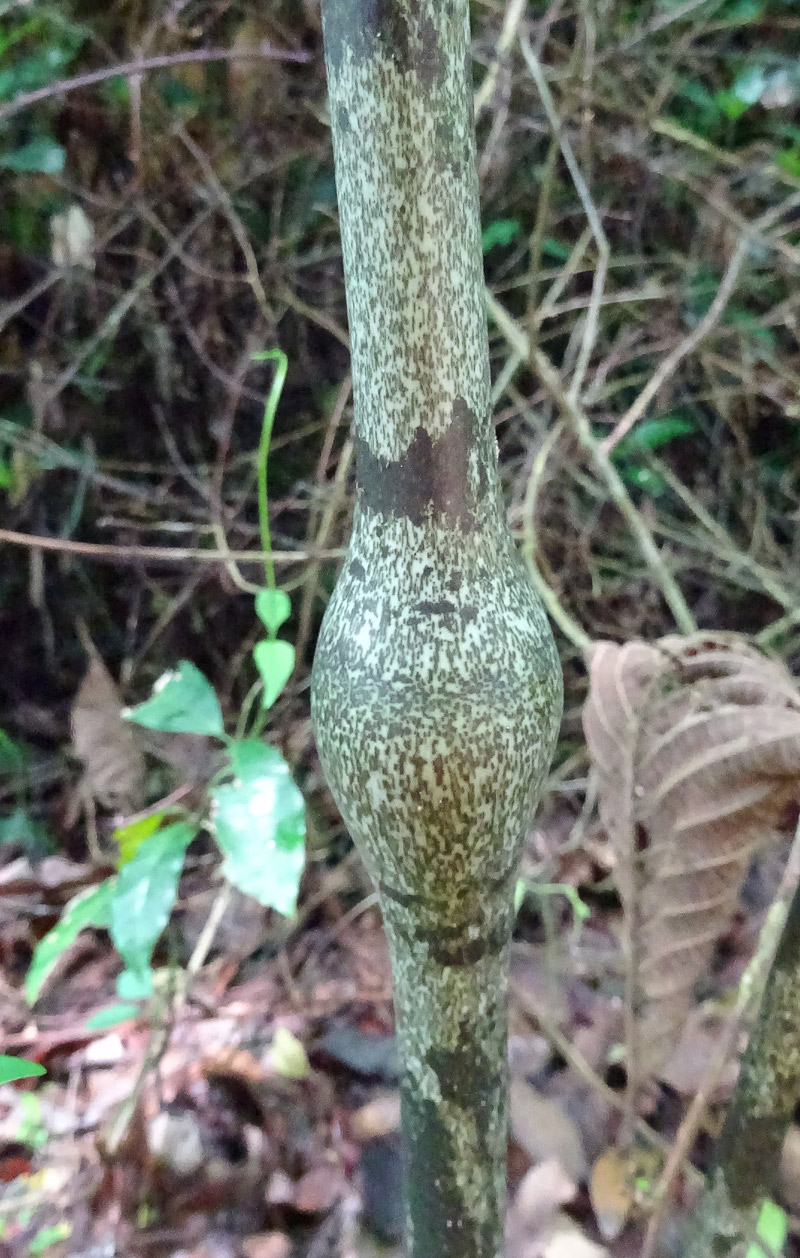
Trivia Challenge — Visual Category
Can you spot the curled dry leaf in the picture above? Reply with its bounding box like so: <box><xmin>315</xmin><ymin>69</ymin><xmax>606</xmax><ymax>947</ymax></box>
<box><xmin>71</xmin><ymin>634</ymin><xmax>145</xmax><ymax>813</ymax></box>
<box><xmin>583</xmin><ymin>634</ymin><xmax>800</xmax><ymax>1078</ymax></box>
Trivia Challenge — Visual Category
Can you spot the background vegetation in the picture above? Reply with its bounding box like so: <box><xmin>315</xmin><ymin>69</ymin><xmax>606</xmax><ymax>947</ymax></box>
<box><xmin>2</xmin><ymin>1</ymin><xmax>800</xmax><ymax>1255</ymax></box>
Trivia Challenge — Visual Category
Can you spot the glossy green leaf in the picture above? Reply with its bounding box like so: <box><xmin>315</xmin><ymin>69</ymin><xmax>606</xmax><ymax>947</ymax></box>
<box><xmin>613</xmin><ymin>413</ymin><xmax>697</xmax><ymax>458</ymax></box>
<box><xmin>748</xmin><ymin>1198</ymin><xmax>787</xmax><ymax>1257</ymax></box>
<box><xmin>0</xmin><ymin>1055</ymin><xmax>45</xmax><ymax>1084</ymax></box>
<box><xmin>481</xmin><ymin>218</ymin><xmax>520</xmax><ymax>253</ymax></box>
<box><xmin>85</xmin><ymin>1002</ymin><xmax>139</xmax><ymax>1030</ymax></box>
<box><xmin>123</xmin><ymin>661</ymin><xmax>224</xmax><ymax>737</ymax></box>
<box><xmin>212</xmin><ymin>741</ymin><xmax>305</xmax><ymax>915</ymax></box>
<box><xmin>0</xmin><ymin>44</ymin><xmax>79</xmax><ymax>102</ymax></box>
<box><xmin>0</xmin><ymin>808</ymin><xmax>54</xmax><ymax>857</ymax></box>
<box><xmin>29</xmin><ymin>1222</ymin><xmax>72</xmax><ymax>1255</ymax></box>
<box><xmin>26</xmin><ymin>881</ymin><xmax>115</xmax><ymax>1004</ymax></box>
<box><xmin>112</xmin><ymin>810</ymin><xmax>168</xmax><ymax>866</ymax></box>
<box><xmin>619</xmin><ymin>463</ymin><xmax>667</xmax><ymax>497</ymax></box>
<box><xmin>0</xmin><ymin>137</ymin><xmax>65</xmax><ymax>175</ymax></box>
<box><xmin>255</xmin><ymin>588</ymin><xmax>292</xmax><ymax>636</ymax></box>
<box><xmin>0</xmin><ymin>730</ymin><xmax>30</xmax><ymax>773</ymax></box>
<box><xmin>253</xmin><ymin>639</ymin><xmax>295</xmax><ymax>709</ymax></box>
<box><xmin>117</xmin><ymin>968</ymin><xmax>153</xmax><ymax>1000</ymax></box>
<box><xmin>109</xmin><ymin>822</ymin><xmax>196</xmax><ymax>980</ymax></box>
<box><xmin>540</xmin><ymin>235</ymin><xmax>572</xmax><ymax>261</ymax></box>
<box><xmin>777</xmin><ymin>149</ymin><xmax>800</xmax><ymax>180</ymax></box>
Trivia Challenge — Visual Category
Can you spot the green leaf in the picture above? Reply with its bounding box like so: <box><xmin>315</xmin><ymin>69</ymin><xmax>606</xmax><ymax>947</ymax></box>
<box><xmin>481</xmin><ymin>218</ymin><xmax>521</xmax><ymax>253</ymax></box>
<box><xmin>112</xmin><ymin>810</ymin><xmax>168</xmax><ymax>866</ymax></box>
<box><xmin>117</xmin><ymin>968</ymin><xmax>153</xmax><ymax>1000</ymax></box>
<box><xmin>267</xmin><ymin>1026</ymin><xmax>309</xmax><ymax>1079</ymax></box>
<box><xmin>253</xmin><ymin>639</ymin><xmax>295</xmax><ymax>709</ymax></box>
<box><xmin>619</xmin><ymin>463</ymin><xmax>667</xmax><ymax>497</ymax></box>
<box><xmin>27</xmin><ymin>880</ymin><xmax>115</xmax><ymax>1004</ymax></box>
<box><xmin>0</xmin><ymin>730</ymin><xmax>29</xmax><ymax>773</ymax></box>
<box><xmin>777</xmin><ymin>149</ymin><xmax>800</xmax><ymax>179</ymax></box>
<box><xmin>85</xmin><ymin>1002</ymin><xmax>139</xmax><ymax>1030</ymax></box>
<box><xmin>0</xmin><ymin>1055</ymin><xmax>45</xmax><ymax>1084</ymax></box>
<box><xmin>0</xmin><ymin>137</ymin><xmax>65</xmax><ymax>174</ymax></box>
<box><xmin>123</xmin><ymin>661</ymin><xmax>224</xmax><ymax>736</ymax></box>
<box><xmin>109</xmin><ymin>822</ymin><xmax>196</xmax><ymax>980</ymax></box>
<box><xmin>540</xmin><ymin>235</ymin><xmax>572</xmax><ymax>261</ymax></box>
<box><xmin>0</xmin><ymin>808</ymin><xmax>55</xmax><ymax>858</ymax></box>
<box><xmin>0</xmin><ymin>44</ymin><xmax>80</xmax><ymax>103</ymax></box>
<box><xmin>29</xmin><ymin>1222</ymin><xmax>72</xmax><ymax>1255</ymax></box>
<box><xmin>212</xmin><ymin>741</ymin><xmax>305</xmax><ymax>915</ymax></box>
<box><xmin>255</xmin><ymin>588</ymin><xmax>292</xmax><ymax>636</ymax></box>
<box><xmin>612</xmin><ymin>413</ymin><xmax>697</xmax><ymax>458</ymax></box>
<box><xmin>748</xmin><ymin>1198</ymin><xmax>787</xmax><ymax>1257</ymax></box>
<box><xmin>731</xmin><ymin>66</ymin><xmax>768</xmax><ymax>107</ymax></box>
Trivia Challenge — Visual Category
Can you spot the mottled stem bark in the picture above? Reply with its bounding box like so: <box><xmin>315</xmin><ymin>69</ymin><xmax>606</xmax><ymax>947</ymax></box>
<box><xmin>311</xmin><ymin>3</ymin><xmax>562</xmax><ymax>1257</ymax></box>
<box><xmin>686</xmin><ymin>880</ymin><xmax>800</xmax><ymax>1257</ymax></box>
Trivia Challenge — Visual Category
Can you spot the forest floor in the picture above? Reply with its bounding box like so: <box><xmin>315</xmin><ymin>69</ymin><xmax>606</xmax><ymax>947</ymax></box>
<box><xmin>2</xmin><ymin>1</ymin><xmax>800</xmax><ymax>1256</ymax></box>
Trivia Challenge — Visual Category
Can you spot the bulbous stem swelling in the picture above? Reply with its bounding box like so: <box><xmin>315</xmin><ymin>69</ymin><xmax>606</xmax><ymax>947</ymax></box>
<box><xmin>312</xmin><ymin>3</ymin><xmax>563</xmax><ymax>1254</ymax></box>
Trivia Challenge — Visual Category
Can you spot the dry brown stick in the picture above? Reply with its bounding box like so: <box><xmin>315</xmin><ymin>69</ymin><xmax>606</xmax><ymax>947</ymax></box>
<box><xmin>0</xmin><ymin>45</ymin><xmax>311</xmax><ymax>124</ymax></box>
<box><xmin>176</xmin><ymin>123</ymin><xmax>271</xmax><ymax>323</ymax></box>
<box><xmin>0</xmin><ymin>528</ymin><xmax>343</xmax><ymax>566</ymax></box>
<box><xmin>487</xmin><ymin>290</ymin><xmax>698</xmax><ymax>634</ymax></box>
<box><xmin>40</xmin><ymin>213</ymin><xmax>211</xmax><ymax>412</ymax></box>
<box><xmin>474</xmin><ymin>0</ymin><xmax>528</xmax><ymax>119</ymax></box>
<box><xmin>600</xmin><ymin>236</ymin><xmax>749</xmax><ymax>456</ymax></box>
<box><xmin>641</xmin><ymin>820</ymin><xmax>800</xmax><ymax>1258</ymax></box>
<box><xmin>520</xmin><ymin>37</ymin><xmax>609</xmax><ymax>403</ymax></box>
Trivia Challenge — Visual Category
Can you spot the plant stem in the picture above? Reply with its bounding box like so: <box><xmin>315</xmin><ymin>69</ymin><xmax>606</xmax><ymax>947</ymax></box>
<box><xmin>312</xmin><ymin>4</ymin><xmax>562</xmax><ymax>1254</ymax></box>
<box><xmin>252</xmin><ymin>349</ymin><xmax>288</xmax><ymax>590</ymax></box>
<box><xmin>686</xmin><ymin>877</ymin><xmax>800</xmax><ymax>1257</ymax></box>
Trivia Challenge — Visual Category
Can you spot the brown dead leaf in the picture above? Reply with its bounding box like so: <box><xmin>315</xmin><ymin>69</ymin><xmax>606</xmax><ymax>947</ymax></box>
<box><xmin>292</xmin><ymin>1163</ymin><xmax>346</xmax><ymax>1214</ymax></box>
<box><xmin>71</xmin><ymin>633</ymin><xmax>145</xmax><ymax>812</ymax></box>
<box><xmin>513</xmin><ymin>1159</ymin><xmax>577</xmax><ymax>1235</ymax></box>
<box><xmin>583</xmin><ymin>634</ymin><xmax>800</xmax><ymax>1077</ymax></box>
<box><xmin>350</xmin><ymin>1092</ymin><xmax>401</xmax><ymax>1142</ymax></box>
<box><xmin>589</xmin><ymin>1148</ymin><xmax>635</xmax><ymax>1241</ymax></box>
<box><xmin>510</xmin><ymin>1077</ymin><xmax>587</xmax><ymax>1181</ymax></box>
<box><xmin>241</xmin><ymin>1235</ymin><xmax>291</xmax><ymax>1258</ymax></box>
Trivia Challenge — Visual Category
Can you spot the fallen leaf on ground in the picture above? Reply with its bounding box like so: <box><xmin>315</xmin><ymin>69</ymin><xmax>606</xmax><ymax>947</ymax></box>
<box><xmin>510</xmin><ymin>1077</ymin><xmax>587</xmax><ymax>1181</ymax></box>
<box><xmin>350</xmin><ymin>1092</ymin><xmax>401</xmax><ymax>1142</ymax></box>
<box><xmin>71</xmin><ymin>638</ymin><xmax>145</xmax><ymax>813</ymax></box>
<box><xmin>242</xmin><ymin>1234</ymin><xmax>291</xmax><ymax>1258</ymax></box>
<box><xmin>590</xmin><ymin>1148</ymin><xmax>635</xmax><ymax>1241</ymax></box>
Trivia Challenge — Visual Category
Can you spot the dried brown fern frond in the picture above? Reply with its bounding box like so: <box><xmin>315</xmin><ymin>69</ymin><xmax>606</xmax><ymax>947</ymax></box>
<box><xmin>583</xmin><ymin>634</ymin><xmax>800</xmax><ymax>1080</ymax></box>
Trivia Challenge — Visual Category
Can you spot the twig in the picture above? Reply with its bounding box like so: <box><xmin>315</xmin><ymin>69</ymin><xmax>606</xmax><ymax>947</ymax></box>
<box><xmin>520</xmin><ymin>422</ymin><xmax>592</xmax><ymax>652</ymax></box>
<box><xmin>0</xmin><ymin>45</ymin><xmax>311</xmax><ymax>124</ymax></box>
<box><xmin>474</xmin><ymin>0</ymin><xmax>527</xmax><ymax>119</ymax></box>
<box><xmin>642</xmin><ymin>819</ymin><xmax>800</xmax><ymax>1258</ymax></box>
<box><xmin>520</xmin><ymin>37</ymin><xmax>609</xmax><ymax>403</ymax></box>
<box><xmin>684</xmin><ymin>822</ymin><xmax>800</xmax><ymax>1257</ymax></box>
<box><xmin>486</xmin><ymin>290</ymin><xmax>698</xmax><ymax>634</ymax></box>
<box><xmin>40</xmin><ymin>213</ymin><xmax>209</xmax><ymax>412</ymax></box>
<box><xmin>601</xmin><ymin>236</ymin><xmax>749</xmax><ymax>456</ymax></box>
<box><xmin>0</xmin><ymin>528</ymin><xmax>343</xmax><ymax>566</ymax></box>
<box><xmin>176</xmin><ymin>123</ymin><xmax>271</xmax><ymax>324</ymax></box>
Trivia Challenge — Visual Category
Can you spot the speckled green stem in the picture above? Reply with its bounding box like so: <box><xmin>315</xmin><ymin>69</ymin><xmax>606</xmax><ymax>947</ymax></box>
<box><xmin>311</xmin><ymin>4</ymin><xmax>562</xmax><ymax>1255</ymax></box>
<box><xmin>686</xmin><ymin>882</ymin><xmax>800</xmax><ymax>1257</ymax></box>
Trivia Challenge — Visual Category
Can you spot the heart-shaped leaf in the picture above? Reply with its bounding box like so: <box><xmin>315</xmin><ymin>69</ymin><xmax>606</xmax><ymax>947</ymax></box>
<box><xmin>110</xmin><ymin>822</ymin><xmax>196</xmax><ymax>980</ymax></box>
<box><xmin>212</xmin><ymin>741</ymin><xmax>305</xmax><ymax>915</ymax></box>
<box><xmin>255</xmin><ymin>588</ymin><xmax>291</xmax><ymax>636</ymax></box>
<box><xmin>27</xmin><ymin>880</ymin><xmax>115</xmax><ymax>1004</ymax></box>
<box><xmin>253</xmin><ymin>639</ymin><xmax>295</xmax><ymax>709</ymax></box>
<box><xmin>0</xmin><ymin>1056</ymin><xmax>46</xmax><ymax>1084</ymax></box>
<box><xmin>123</xmin><ymin>661</ymin><xmax>224</xmax><ymax>737</ymax></box>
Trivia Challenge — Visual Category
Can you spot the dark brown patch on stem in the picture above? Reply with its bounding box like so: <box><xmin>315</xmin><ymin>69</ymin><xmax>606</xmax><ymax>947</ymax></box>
<box><xmin>355</xmin><ymin>398</ymin><xmax>491</xmax><ymax>531</ymax></box>
<box><xmin>321</xmin><ymin>0</ymin><xmax>447</xmax><ymax>88</ymax></box>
